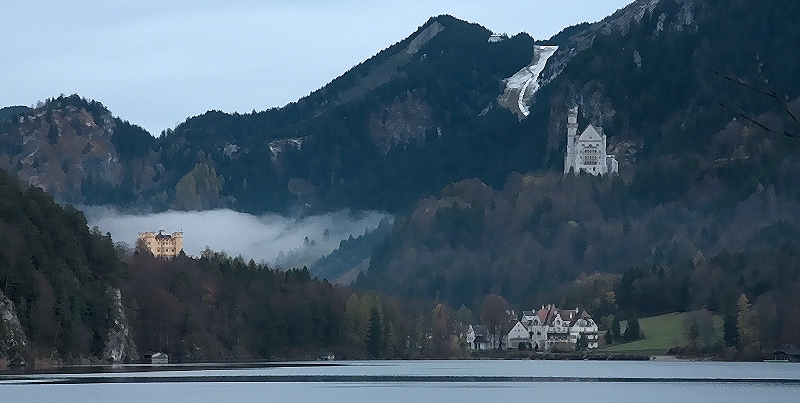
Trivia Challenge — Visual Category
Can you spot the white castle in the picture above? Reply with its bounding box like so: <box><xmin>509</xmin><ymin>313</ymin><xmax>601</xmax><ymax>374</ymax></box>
<box><xmin>564</xmin><ymin>106</ymin><xmax>618</xmax><ymax>176</ymax></box>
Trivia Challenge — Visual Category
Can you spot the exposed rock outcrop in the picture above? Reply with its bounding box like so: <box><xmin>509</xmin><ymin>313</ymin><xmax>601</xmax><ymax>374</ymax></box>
<box><xmin>103</xmin><ymin>288</ymin><xmax>139</xmax><ymax>363</ymax></box>
<box><xmin>541</xmin><ymin>0</ymin><xmax>660</xmax><ymax>87</ymax></box>
<box><xmin>0</xmin><ymin>290</ymin><xmax>31</xmax><ymax>366</ymax></box>
<box><xmin>0</xmin><ymin>103</ymin><xmax>125</xmax><ymax>202</ymax></box>
<box><xmin>368</xmin><ymin>90</ymin><xmax>435</xmax><ymax>154</ymax></box>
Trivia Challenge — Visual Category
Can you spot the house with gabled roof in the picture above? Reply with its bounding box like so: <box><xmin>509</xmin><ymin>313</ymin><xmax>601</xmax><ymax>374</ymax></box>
<box><xmin>506</xmin><ymin>321</ymin><xmax>532</xmax><ymax>350</ymax></box>
<box><xmin>467</xmin><ymin>304</ymin><xmax>599</xmax><ymax>352</ymax></box>
<box><xmin>528</xmin><ymin>304</ymin><xmax>599</xmax><ymax>351</ymax></box>
<box><xmin>467</xmin><ymin>324</ymin><xmax>497</xmax><ymax>350</ymax></box>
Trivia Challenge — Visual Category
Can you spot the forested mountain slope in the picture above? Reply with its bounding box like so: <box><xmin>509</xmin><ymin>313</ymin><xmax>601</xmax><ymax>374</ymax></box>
<box><xmin>358</xmin><ymin>0</ymin><xmax>800</xmax><ymax>351</ymax></box>
<box><xmin>0</xmin><ymin>169</ymin><xmax>436</xmax><ymax>362</ymax></box>
<box><xmin>155</xmin><ymin>15</ymin><xmax>539</xmax><ymax>214</ymax></box>
<box><xmin>0</xmin><ymin>168</ymin><xmax>126</xmax><ymax>364</ymax></box>
<box><xmin>0</xmin><ymin>96</ymin><xmax>159</xmax><ymax>208</ymax></box>
<box><xmin>2</xmin><ymin>2</ymin><xmax>799</xmax><ymax>218</ymax></box>
<box><xmin>0</xmin><ymin>16</ymin><xmax>537</xmax><ymax>214</ymax></box>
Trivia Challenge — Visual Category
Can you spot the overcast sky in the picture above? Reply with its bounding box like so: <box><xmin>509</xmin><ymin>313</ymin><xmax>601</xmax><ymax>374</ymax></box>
<box><xmin>1</xmin><ymin>0</ymin><xmax>631</xmax><ymax>136</ymax></box>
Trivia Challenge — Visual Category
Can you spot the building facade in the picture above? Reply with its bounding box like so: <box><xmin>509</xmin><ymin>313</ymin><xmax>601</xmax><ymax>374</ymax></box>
<box><xmin>137</xmin><ymin>230</ymin><xmax>184</xmax><ymax>258</ymax></box>
<box><xmin>564</xmin><ymin>106</ymin><xmax>619</xmax><ymax>176</ymax></box>
<box><xmin>467</xmin><ymin>304</ymin><xmax>600</xmax><ymax>352</ymax></box>
<box><xmin>521</xmin><ymin>304</ymin><xmax>599</xmax><ymax>351</ymax></box>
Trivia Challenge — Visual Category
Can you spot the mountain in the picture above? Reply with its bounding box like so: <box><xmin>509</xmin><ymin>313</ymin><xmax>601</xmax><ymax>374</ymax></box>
<box><xmin>154</xmin><ymin>15</ymin><xmax>543</xmax><ymax>214</ymax></box>
<box><xmin>0</xmin><ymin>95</ymin><xmax>158</xmax><ymax>208</ymax></box>
<box><xmin>0</xmin><ymin>16</ymin><xmax>541</xmax><ymax>214</ymax></box>
<box><xmin>2</xmin><ymin>3</ymin><xmax>799</xmax><ymax>218</ymax></box>
<box><xmin>356</xmin><ymin>0</ymin><xmax>800</xmax><ymax>350</ymax></box>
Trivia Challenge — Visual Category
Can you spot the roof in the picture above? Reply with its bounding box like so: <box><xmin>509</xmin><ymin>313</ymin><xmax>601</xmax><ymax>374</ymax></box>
<box><xmin>534</xmin><ymin>304</ymin><xmax>593</xmax><ymax>327</ymax></box>
<box><xmin>578</xmin><ymin>125</ymin><xmax>603</xmax><ymax>141</ymax></box>
<box><xmin>472</xmin><ymin>325</ymin><xmax>489</xmax><ymax>336</ymax></box>
<box><xmin>774</xmin><ymin>348</ymin><xmax>800</xmax><ymax>356</ymax></box>
<box><xmin>501</xmin><ymin>321</ymin><xmax>519</xmax><ymax>334</ymax></box>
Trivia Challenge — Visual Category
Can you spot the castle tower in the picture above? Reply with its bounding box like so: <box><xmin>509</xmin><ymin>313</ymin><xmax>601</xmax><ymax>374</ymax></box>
<box><xmin>567</xmin><ymin>106</ymin><xmax>578</xmax><ymax>135</ymax></box>
<box><xmin>564</xmin><ymin>106</ymin><xmax>579</xmax><ymax>174</ymax></box>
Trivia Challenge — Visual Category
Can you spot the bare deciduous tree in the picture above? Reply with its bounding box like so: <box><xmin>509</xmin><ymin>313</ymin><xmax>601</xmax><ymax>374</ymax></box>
<box><xmin>715</xmin><ymin>56</ymin><xmax>800</xmax><ymax>138</ymax></box>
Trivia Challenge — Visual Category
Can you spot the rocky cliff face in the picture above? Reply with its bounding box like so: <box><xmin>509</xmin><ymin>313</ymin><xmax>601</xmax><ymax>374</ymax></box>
<box><xmin>0</xmin><ymin>101</ymin><xmax>124</xmax><ymax>203</ymax></box>
<box><xmin>540</xmin><ymin>0</ymin><xmax>666</xmax><ymax>88</ymax></box>
<box><xmin>0</xmin><ymin>290</ymin><xmax>31</xmax><ymax>366</ymax></box>
<box><xmin>368</xmin><ymin>90</ymin><xmax>435</xmax><ymax>154</ymax></box>
<box><xmin>103</xmin><ymin>288</ymin><xmax>139</xmax><ymax>363</ymax></box>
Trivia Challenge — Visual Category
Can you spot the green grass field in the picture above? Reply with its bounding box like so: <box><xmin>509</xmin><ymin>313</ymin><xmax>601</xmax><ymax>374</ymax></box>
<box><xmin>598</xmin><ymin>311</ymin><xmax>723</xmax><ymax>356</ymax></box>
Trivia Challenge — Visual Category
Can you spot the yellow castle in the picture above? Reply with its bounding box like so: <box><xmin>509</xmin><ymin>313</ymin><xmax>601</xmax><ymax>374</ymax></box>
<box><xmin>137</xmin><ymin>230</ymin><xmax>184</xmax><ymax>258</ymax></box>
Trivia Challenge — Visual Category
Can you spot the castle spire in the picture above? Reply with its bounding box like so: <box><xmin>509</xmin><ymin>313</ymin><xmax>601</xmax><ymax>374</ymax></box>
<box><xmin>567</xmin><ymin>106</ymin><xmax>578</xmax><ymax>131</ymax></box>
<box><xmin>565</xmin><ymin>106</ymin><xmax>579</xmax><ymax>175</ymax></box>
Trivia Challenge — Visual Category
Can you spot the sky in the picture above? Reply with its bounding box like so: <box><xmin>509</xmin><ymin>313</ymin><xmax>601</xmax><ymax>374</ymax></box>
<box><xmin>1</xmin><ymin>0</ymin><xmax>631</xmax><ymax>136</ymax></box>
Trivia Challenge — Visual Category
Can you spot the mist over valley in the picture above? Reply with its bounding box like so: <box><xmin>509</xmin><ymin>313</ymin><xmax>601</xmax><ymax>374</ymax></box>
<box><xmin>84</xmin><ymin>207</ymin><xmax>391</xmax><ymax>268</ymax></box>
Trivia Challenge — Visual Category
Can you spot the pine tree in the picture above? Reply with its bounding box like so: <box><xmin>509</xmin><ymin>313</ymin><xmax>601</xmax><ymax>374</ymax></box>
<box><xmin>576</xmin><ymin>333</ymin><xmax>589</xmax><ymax>351</ymax></box>
<box><xmin>736</xmin><ymin>294</ymin><xmax>761</xmax><ymax>360</ymax></box>
<box><xmin>624</xmin><ymin>316</ymin><xmax>640</xmax><ymax>342</ymax></box>
<box><xmin>367</xmin><ymin>306</ymin><xmax>382</xmax><ymax>358</ymax></box>
<box><xmin>723</xmin><ymin>312</ymin><xmax>738</xmax><ymax>348</ymax></box>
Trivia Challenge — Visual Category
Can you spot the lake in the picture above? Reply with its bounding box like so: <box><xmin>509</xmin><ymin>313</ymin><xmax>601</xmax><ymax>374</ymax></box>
<box><xmin>1</xmin><ymin>360</ymin><xmax>799</xmax><ymax>403</ymax></box>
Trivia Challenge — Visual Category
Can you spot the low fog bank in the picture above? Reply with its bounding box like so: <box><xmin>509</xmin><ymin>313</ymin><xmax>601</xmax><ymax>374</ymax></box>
<box><xmin>83</xmin><ymin>207</ymin><xmax>392</xmax><ymax>267</ymax></box>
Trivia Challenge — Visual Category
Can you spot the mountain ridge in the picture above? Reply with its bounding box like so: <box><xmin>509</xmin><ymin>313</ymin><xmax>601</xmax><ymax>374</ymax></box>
<box><xmin>1</xmin><ymin>14</ymin><xmax>538</xmax><ymax>214</ymax></box>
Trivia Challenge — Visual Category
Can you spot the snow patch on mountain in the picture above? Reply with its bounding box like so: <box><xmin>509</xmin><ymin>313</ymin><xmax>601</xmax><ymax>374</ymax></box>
<box><xmin>498</xmin><ymin>45</ymin><xmax>558</xmax><ymax>119</ymax></box>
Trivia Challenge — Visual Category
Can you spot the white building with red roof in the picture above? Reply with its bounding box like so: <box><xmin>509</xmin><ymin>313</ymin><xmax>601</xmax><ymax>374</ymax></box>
<box><xmin>519</xmin><ymin>304</ymin><xmax>599</xmax><ymax>351</ymax></box>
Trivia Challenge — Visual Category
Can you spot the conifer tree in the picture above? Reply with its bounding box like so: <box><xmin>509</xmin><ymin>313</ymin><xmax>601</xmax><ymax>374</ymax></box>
<box><xmin>367</xmin><ymin>306</ymin><xmax>382</xmax><ymax>358</ymax></box>
<box><xmin>624</xmin><ymin>316</ymin><xmax>640</xmax><ymax>342</ymax></box>
<box><xmin>736</xmin><ymin>294</ymin><xmax>761</xmax><ymax>360</ymax></box>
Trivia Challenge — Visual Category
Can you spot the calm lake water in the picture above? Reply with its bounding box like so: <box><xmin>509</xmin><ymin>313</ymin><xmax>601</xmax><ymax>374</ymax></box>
<box><xmin>1</xmin><ymin>360</ymin><xmax>799</xmax><ymax>403</ymax></box>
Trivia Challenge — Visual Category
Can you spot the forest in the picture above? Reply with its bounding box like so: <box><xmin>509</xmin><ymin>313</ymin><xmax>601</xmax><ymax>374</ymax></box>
<box><xmin>0</xmin><ymin>166</ymin><xmax>474</xmax><ymax>363</ymax></box>
<box><xmin>359</xmin><ymin>101</ymin><xmax>800</xmax><ymax>355</ymax></box>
